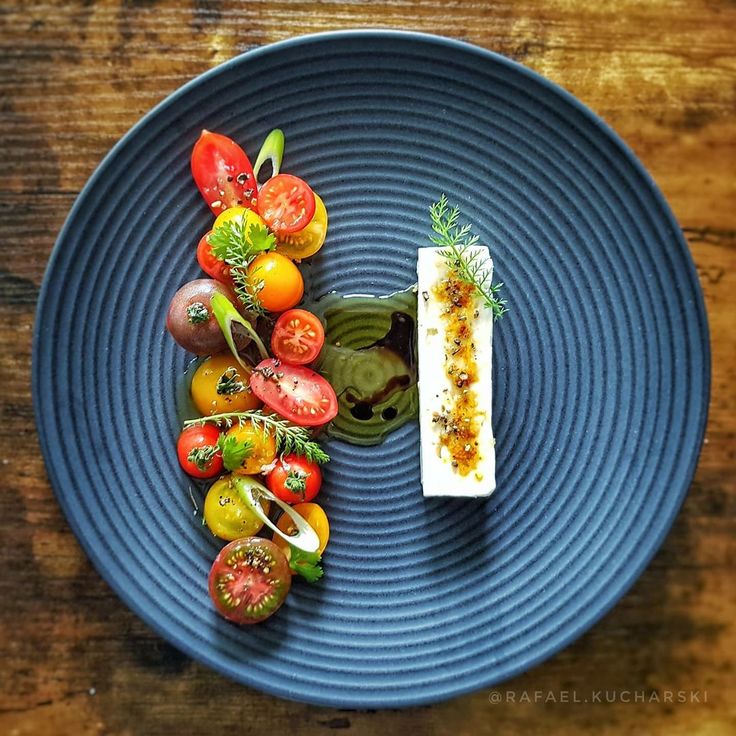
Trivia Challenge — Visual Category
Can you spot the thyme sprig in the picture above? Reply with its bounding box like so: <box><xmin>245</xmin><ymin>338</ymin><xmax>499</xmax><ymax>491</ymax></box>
<box><xmin>429</xmin><ymin>195</ymin><xmax>507</xmax><ymax>319</ymax></box>
<box><xmin>184</xmin><ymin>410</ymin><xmax>330</xmax><ymax>464</ymax></box>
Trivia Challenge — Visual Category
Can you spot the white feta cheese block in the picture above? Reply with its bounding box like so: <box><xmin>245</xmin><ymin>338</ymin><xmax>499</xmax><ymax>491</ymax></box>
<box><xmin>417</xmin><ymin>246</ymin><xmax>496</xmax><ymax>497</ymax></box>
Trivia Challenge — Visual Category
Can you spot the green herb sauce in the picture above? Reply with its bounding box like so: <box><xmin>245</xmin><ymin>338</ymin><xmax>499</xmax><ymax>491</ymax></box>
<box><xmin>310</xmin><ymin>288</ymin><xmax>418</xmax><ymax>446</ymax></box>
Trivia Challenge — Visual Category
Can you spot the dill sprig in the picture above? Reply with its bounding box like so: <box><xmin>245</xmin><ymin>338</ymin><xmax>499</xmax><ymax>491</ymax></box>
<box><xmin>208</xmin><ymin>218</ymin><xmax>276</xmax><ymax>315</ymax></box>
<box><xmin>183</xmin><ymin>410</ymin><xmax>330</xmax><ymax>464</ymax></box>
<box><xmin>429</xmin><ymin>195</ymin><xmax>507</xmax><ymax>319</ymax></box>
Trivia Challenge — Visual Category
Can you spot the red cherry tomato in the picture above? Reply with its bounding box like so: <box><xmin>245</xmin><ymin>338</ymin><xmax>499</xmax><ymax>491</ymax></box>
<box><xmin>196</xmin><ymin>231</ymin><xmax>233</xmax><ymax>286</ymax></box>
<box><xmin>267</xmin><ymin>454</ymin><xmax>322</xmax><ymax>504</ymax></box>
<box><xmin>257</xmin><ymin>174</ymin><xmax>315</xmax><ymax>235</ymax></box>
<box><xmin>271</xmin><ymin>309</ymin><xmax>325</xmax><ymax>365</ymax></box>
<box><xmin>249</xmin><ymin>358</ymin><xmax>338</xmax><ymax>427</ymax></box>
<box><xmin>176</xmin><ymin>424</ymin><xmax>223</xmax><ymax>479</ymax></box>
<box><xmin>191</xmin><ymin>131</ymin><xmax>257</xmax><ymax>216</ymax></box>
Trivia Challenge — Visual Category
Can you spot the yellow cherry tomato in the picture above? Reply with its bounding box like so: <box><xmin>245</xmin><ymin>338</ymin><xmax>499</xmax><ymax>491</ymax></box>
<box><xmin>190</xmin><ymin>353</ymin><xmax>261</xmax><ymax>416</ymax></box>
<box><xmin>203</xmin><ymin>475</ymin><xmax>270</xmax><ymax>540</ymax></box>
<box><xmin>276</xmin><ymin>194</ymin><xmax>328</xmax><ymax>260</ymax></box>
<box><xmin>225</xmin><ymin>420</ymin><xmax>277</xmax><ymax>474</ymax></box>
<box><xmin>213</xmin><ymin>206</ymin><xmax>266</xmax><ymax>232</ymax></box>
<box><xmin>248</xmin><ymin>252</ymin><xmax>304</xmax><ymax>313</ymax></box>
<box><xmin>274</xmin><ymin>502</ymin><xmax>330</xmax><ymax>559</ymax></box>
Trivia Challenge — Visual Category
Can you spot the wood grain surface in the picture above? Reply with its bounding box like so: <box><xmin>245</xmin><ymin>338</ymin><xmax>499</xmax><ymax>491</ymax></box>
<box><xmin>1</xmin><ymin>1</ymin><xmax>734</xmax><ymax>734</ymax></box>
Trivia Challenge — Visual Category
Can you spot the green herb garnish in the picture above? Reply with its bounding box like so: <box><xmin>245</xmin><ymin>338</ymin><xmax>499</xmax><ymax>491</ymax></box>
<box><xmin>217</xmin><ymin>434</ymin><xmax>254</xmax><ymax>471</ymax></box>
<box><xmin>185</xmin><ymin>410</ymin><xmax>330</xmax><ymax>464</ymax></box>
<box><xmin>208</xmin><ymin>219</ymin><xmax>276</xmax><ymax>315</ymax></box>
<box><xmin>429</xmin><ymin>195</ymin><xmax>507</xmax><ymax>318</ymax></box>
<box><xmin>287</xmin><ymin>543</ymin><xmax>324</xmax><ymax>583</ymax></box>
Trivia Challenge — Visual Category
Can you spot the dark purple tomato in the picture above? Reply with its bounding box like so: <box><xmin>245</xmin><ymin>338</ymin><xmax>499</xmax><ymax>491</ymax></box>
<box><xmin>166</xmin><ymin>279</ymin><xmax>237</xmax><ymax>355</ymax></box>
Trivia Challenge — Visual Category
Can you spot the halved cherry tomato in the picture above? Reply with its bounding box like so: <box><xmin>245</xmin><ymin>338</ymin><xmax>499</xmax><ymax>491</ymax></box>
<box><xmin>208</xmin><ymin>537</ymin><xmax>291</xmax><ymax>624</ymax></box>
<box><xmin>271</xmin><ymin>309</ymin><xmax>324</xmax><ymax>365</ymax></box>
<box><xmin>197</xmin><ymin>231</ymin><xmax>233</xmax><ymax>285</ymax></box>
<box><xmin>277</xmin><ymin>194</ymin><xmax>328</xmax><ymax>260</ymax></box>
<box><xmin>257</xmin><ymin>174</ymin><xmax>315</xmax><ymax>234</ymax></box>
<box><xmin>248</xmin><ymin>252</ymin><xmax>304</xmax><ymax>313</ymax></box>
<box><xmin>250</xmin><ymin>359</ymin><xmax>338</xmax><ymax>427</ymax></box>
<box><xmin>176</xmin><ymin>424</ymin><xmax>223</xmax><ymax>479</ymax></box>
<box><xmin>267</xmin><ymin>454</ymin><xmax>322</xmax><ymax>504</ymax></box>
<box><xmin>191</xmin><ymin>131</ymin><xmax>257</xmax><ymax>216</ymax></box>
<box><xmin>274</xmin><ymin>502</ymin><xmax>330</xmax><ymax>558</ymax></box>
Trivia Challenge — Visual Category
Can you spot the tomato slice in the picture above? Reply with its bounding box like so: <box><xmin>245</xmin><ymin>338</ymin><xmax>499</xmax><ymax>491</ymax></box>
<box><xmin>277</xmin><ymin>193</ymin><xmax>328</xmax><ymax>260</ymax></box>
<box><xmin>208</xmin><ymin>537</ymin><xmax>291</xmax><ymax>624</ymax></box>
<box><xmin>271</xmin><ymin>309</ymin><xmax>325</xmax><ymax>365</ymax></box>
<box><xmin>249</xmin><ymin>358</ymin><xmax>338</xmax><ymax>426</ymax></box>
<box><xmin>257</xmin><ymin>174</ymin><xmax>315</xmax><ymax>234</ymax></box>
<box><xmin>196</xmin><ymin>231</ymin><xmax>233</xmax><ymax>286</ymax></box>
<box><xmin>191</xmin><ymin>131</ymin><xmax>258</xmax><ymax>216</ymax></box>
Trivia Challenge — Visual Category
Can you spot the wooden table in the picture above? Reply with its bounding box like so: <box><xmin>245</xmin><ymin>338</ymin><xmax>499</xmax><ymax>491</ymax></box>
<box><xmin>1</xmin><ymin>1</ymin><xmax>734</xmax><ymax>734</ymax></box>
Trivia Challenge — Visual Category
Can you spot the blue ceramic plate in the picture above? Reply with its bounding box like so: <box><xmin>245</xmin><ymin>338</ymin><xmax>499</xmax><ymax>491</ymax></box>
<box><xmin>33</xmin><ymin>31</ymin><xmax>709</xmax><ymax>707</ymax></box>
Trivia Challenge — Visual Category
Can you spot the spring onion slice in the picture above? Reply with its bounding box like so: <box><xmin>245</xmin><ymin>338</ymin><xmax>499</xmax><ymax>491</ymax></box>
<box><xmin>211</xmin><ymin>292</ymin><xmax>268</xmax><ymax>365</ymax></box>
<box><xmin>232</xmin><ymin>475</ymin><xmax>321</xmax><ymax>554</ymax></box>
<box><xmin>253</xmin><ymin>128</ymin><xmax>285</xmax><ymax>184</ymax></box>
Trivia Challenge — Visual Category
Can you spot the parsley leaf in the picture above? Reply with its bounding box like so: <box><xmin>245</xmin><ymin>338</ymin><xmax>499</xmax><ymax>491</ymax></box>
<box><xmin>246</xmin><ymin>223</ymin><xmax>277</xmax><ymax>253</ymax></box>
<box><xmin>209</xmin><ymin>219</ymin><xmax>276</xmax><ymax>262</ymax></box>
<box><xmin>288</xmin><ymin>543</ymin><xmax>324</xmax><ymax>583</ymax></box>
<box><xmin>217</xmin><ymin>435</ymin><xmax>254</xmax><ymax>472</ymax></box>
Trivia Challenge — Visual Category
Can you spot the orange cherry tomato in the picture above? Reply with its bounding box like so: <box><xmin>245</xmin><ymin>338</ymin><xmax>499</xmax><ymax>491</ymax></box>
<box><xmin>248</xmin><ymin>252</ymin><xmax>304</xmax><ymax>313</ymax></box>
<box><xmin>274</xmin><ymin>502</ymin><xmax>330</xmax><ymax>558</ymax></box>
